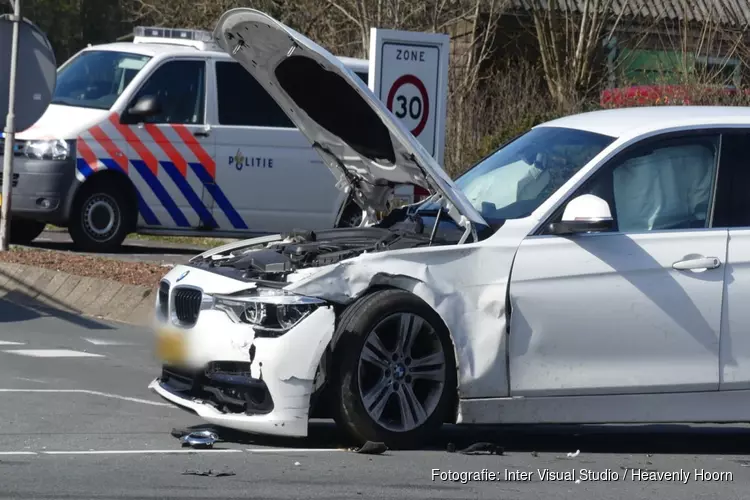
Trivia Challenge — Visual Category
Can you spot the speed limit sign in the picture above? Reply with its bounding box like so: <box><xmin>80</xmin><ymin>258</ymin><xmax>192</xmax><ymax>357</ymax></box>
<box><xmin>386</xmin><ymin>74</ymin><xmax>429</xmax><ymax>137</ymax></box>
<box><xmin>369</xmin><ymin>29</ymin><xmax>450</xmax><ymax>166</ymax></box>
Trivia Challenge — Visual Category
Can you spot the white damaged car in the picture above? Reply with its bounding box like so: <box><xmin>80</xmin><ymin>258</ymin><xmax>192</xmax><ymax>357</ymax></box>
<box><xmin>151</xmin><ymin>8</ymin><xmax>750</xmax><ymax>447</ymax></box>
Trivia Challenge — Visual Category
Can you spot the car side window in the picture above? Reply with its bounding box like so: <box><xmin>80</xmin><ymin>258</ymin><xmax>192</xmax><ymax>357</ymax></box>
<box><xmin>130</xmin><ymin>60</ymin><xmax>205</xmax><ymax>124</ymax></box>
<box><xmin>215</xmin><ymin>61</ymin><xmax>294</xmax><ymax>128</ymax></box>
<box><xmin>575</xmin><ymin>134</ymin><xmax>720</xmax><ymax>232</ymax></box>
<box><xmin>712</xmin><ymin>132</ymin><xmax>750</xmax><ymax>228</ymax></box>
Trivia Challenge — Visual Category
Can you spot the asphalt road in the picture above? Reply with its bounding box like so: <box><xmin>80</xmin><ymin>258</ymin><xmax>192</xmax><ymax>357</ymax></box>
<box><xmin>27</xmin><ymin>229</ymin><xmax>211</xmax><ymax>265</ymax></box>
<box><xmin>2</xmin><ymin>297</ymin><xmax>750</xmax><ymax>499</ymax></box>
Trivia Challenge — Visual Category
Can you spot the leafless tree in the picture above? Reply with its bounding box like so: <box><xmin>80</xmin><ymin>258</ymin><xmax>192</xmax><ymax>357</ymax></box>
<box><xmin>526</xmin><ymin>0</ymin><xmax>626</xmax><ymax>110</ymax></box>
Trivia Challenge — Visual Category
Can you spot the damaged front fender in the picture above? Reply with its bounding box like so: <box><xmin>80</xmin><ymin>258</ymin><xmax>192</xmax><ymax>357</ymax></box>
<box><xmin>284</xmin><ymin>241</ymin><xmax>521</xmax><ymax>399</ymax></box>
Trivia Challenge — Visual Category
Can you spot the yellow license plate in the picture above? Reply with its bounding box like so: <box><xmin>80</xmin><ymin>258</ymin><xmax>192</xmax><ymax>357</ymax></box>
<box><xmin>156</xmin><ymin>329</ymin><xmax>186</xmax><ymax>364</ymax></box>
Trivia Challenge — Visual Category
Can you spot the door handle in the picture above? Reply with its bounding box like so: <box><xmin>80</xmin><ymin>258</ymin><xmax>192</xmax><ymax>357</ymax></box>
<box><xmin>672</xmin><ymin>256</ymin><xmax>721</xmax><ymax>271</ymax></box>
<box><xmin>194</xmin><ymin>130</ymin><xmax>210</xmax><ymax>138</ymax></box>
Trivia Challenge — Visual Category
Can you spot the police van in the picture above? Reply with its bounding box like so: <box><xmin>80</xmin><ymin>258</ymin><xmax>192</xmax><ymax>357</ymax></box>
<box><xmin>5</xmin><ymin>27</ymin><xmax>400</xmax><ymax>251</ymax></box>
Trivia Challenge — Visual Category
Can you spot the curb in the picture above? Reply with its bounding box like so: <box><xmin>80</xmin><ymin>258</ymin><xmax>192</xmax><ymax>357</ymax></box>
<box><xmin>0</xmin><ymin>262</ymin><xmax>155</xmax><ymax>327</ymax></box>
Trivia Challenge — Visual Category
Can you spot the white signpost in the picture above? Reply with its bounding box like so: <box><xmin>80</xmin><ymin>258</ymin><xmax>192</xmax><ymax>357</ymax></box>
<box><xmin>368</xmin><ymin>28</ymin><xmax>450</xmax><ymax>168</ymax></box>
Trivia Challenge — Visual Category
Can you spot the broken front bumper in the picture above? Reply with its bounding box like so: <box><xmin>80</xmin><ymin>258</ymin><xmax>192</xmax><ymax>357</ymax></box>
<box><xmin>149</xmin><ymin>306</ymin><xmax>336</xmax><ymax>438</ymax></box>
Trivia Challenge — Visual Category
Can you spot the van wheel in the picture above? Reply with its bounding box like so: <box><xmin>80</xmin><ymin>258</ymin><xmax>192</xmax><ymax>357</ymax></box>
<box><xmin>9</xmin><ymin>219</ymin><xmax>46</xmax><ymax>245</ymax></box>
<box><xmin>332</xmin><ymin>289</ymin><xmax>456</xmax><ymax>449</ymax></box>
<box><xmin>336</xmin><ymin>203</ymin><xmax>363</xmax><ymax>228</ymax></box>
<box><xmin>69</xmin><ymin>180</ymin><xmax>132</xmax><ymax>252</ymax></box>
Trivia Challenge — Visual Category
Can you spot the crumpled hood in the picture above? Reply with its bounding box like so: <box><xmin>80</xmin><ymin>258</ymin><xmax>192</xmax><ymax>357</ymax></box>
<box><xmin>213</xmin><ymin>8</ymin><xmax>487</xmax><ymax>228</ymax></box>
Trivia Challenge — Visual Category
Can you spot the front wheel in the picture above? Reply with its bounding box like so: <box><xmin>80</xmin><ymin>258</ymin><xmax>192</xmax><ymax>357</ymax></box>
<box><xmin>69</xmin><ymin>181</ymin><xmax>132</xmax><ymax>252</ymax></box>
<box><xmin>333</xmin><ymin>289</ymin><xmax>456</xmax><ymax>449</ymax></box>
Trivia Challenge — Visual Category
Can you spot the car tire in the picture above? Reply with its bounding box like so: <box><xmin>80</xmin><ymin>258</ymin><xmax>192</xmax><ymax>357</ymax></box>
<box><xmin>332</xmin><ymin>289</ymin><xmax>456</xmax><ymax>449</ymax></box>
<box><xmin>9</xmin><ymin>219</ymin><xmax>46</xmax><ymax>245</ymax></box>
<box><xmin>69</xmin><ymin>180</ymin><xmax>132</xmax><ymax>252</ymax></box>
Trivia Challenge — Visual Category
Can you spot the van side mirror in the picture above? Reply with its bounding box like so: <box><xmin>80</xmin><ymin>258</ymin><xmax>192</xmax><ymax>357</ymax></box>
<box><xmin>548</xmin><ymin>194</ymin><xmax>614</xmax><ymax>235</ymax></box>
<box><xmin>122</xmin><ymin>95</ymin><xmax>161</xmax><ymax>124</ymax></box>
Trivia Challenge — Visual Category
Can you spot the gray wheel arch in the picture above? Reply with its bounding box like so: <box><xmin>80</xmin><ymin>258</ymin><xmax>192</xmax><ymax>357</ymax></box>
<box><xmin>68</xmin><ymin>169</ymin><xmax>139</xmax><ymax>231</ymax></box>
<box><xmin>322</xmin><ymin>275</ymin><xmax>461</xmax><ymax>422</ymax></box>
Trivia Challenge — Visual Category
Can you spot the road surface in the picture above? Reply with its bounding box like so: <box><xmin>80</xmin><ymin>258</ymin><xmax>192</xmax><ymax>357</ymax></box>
<box><xmin>1</xmin><ymin>296</ymin><xmax>749</xmax><ymax>499</ymax></box>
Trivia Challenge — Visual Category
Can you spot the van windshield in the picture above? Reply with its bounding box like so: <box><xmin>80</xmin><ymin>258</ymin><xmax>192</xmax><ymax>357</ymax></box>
<box><xmin>51</xmin><ymin>50</ymin><xmax>151</xmax><ymax>110</ymax></box>
<box><xmin>449</xmin><ymin>127</ymin><xmax>616</xmax><ymax>225</ymax></box>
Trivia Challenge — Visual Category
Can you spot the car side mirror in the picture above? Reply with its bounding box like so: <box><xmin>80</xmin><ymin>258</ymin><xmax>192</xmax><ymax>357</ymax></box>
<box><xmin>548</xmin><ymin>194</ymin><xmax>614</xmax><ymax>235</ymax></box>
<box><xmin>122</xmin><ymin>95</ymin><xmax>161</xmax><ymax>124</ymax></box>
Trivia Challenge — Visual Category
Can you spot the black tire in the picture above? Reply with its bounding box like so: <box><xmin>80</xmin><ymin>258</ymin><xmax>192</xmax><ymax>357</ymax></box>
<box><xmin>335</xmin><ymin>202</ymin><xmax>363</xmax><ymax>228</ymax></box>
<box><xmin>68</xmin><ymin>179</ymin><xmax>133</xmax><ymax>252</ymax></box>
<box><xmin>332</xmin><ymin>289</ymin><xmax>457</xmax><ymax>449</ymax></box>
<box><xmin>9</xmin><ymin>219</ymin><xmax>46</xmax><ymax>245</ymax></box>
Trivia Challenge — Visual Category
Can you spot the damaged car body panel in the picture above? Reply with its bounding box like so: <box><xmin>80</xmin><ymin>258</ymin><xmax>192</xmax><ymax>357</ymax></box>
<box><xmin>147</xmin><ymin>8</ymin><xmax>521</xmax><ymax>438</ymax></box>
<box><xmin>150</xmin><ymin>8</ymin><xmax>750</xmax><ymax>445</ymax></box>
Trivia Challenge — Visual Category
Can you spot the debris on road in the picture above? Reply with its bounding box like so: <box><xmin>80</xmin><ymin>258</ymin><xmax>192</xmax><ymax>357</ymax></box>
<box><xmin>350</xmin><ymin>441</ymin><xmax>388</xmax><ymax>455</ymax></box>
<box><xmin>294</xmin><ymin>461</ymin><xmax>301</xmax><ymax>466</ymax></box>
<box><xmin>0</xmin><ymin>247</ymin><xmax>166</xmax><ymax>287</ymax></box>
<box><xmin>180</xmin><ymin>430</ymin><xmax>219</xmax><ymax>449</ymax></box>
<box><xmin>447</xmin><ymin>442</ymin><xmax>504</xmax><ymax>455</ymax></box>
<box><xmin>171</xmin><ymin>427</ymin><xmax>191</xmax><ymax>439</ymax></box>
<box><xmin>182</xmin><ymin>469</ymin><xmax>236</xmax><ymax>477</ymax></box>
<box><xmin>567</xmin><ymin>450</ymin><xmax>581</xmax><ymax>458</ymax></box>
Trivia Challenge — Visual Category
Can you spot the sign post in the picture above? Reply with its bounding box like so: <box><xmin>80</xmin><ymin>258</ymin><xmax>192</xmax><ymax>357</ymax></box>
<box><xmin>368</xmin><ymin>28</ymin><xmax>450</xmax><ymax>167</ymax></box>
<box><xmin>0</xmin><ymin>6</ymin><xmax>56</xmax><ymax>251</ymax></box>
<box><xmin>0</xmin><ymin>0</ymin><xmax>21</xmax><ymax>251</ymax></box>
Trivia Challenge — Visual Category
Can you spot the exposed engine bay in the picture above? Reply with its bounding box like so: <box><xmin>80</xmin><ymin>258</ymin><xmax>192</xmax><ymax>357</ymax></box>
<box><xmin>189</xmin><ymin>207</ymin><xmax>484</xmax><ymax>282</ymax></box>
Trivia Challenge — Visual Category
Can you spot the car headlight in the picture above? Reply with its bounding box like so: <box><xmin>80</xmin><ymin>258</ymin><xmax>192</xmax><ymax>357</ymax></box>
<box><xmin>23</xmin><ymin>139</ymin><xmax>70</xmax><ymax>160</ymax></box>
<box><xmin>211</xmin><ymin>287</ymin><xmax>326</xmax><ymax>336</ymax></box>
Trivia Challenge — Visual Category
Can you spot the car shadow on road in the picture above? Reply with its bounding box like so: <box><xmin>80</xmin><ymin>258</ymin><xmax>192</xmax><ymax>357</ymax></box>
<box><xmin>0</xmin><ymin>294</ymin><xmax>114</xmax><ymax>330</ymax></box>
<box><xmin>177</xmin><ymin>421</ymin><xmax>750</xmax><ymax>455</ymax></box>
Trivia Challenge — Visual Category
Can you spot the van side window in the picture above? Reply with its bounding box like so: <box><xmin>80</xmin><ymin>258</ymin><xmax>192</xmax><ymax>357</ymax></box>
<box><xmin>355</xmin><ymin>72</ymin><xmax>368</xmax><ymax>83</ymax></box>
<box><xmin>215</xmin><ymin>61</ymin><xmax>295</xmax><ymax>128</ymax></box>
<box><xmin>130</xmin><ymin>60</ymin><xmax>205</xmax><ymax>124</ymax></box>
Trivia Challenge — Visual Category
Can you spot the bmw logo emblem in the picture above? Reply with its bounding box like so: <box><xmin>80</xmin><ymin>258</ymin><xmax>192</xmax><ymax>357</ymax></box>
<box><xmin>176</xmin><ymin>270</ymin><xmax>190</xmax><ymax>282</ymax></box>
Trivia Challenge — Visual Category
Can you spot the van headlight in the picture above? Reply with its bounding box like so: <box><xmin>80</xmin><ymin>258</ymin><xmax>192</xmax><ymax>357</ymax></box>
<box><xmin>23</xmin><ymin>139</ymin><xmax>70</xmax><ymax>160</ymax></box>
<box><xmin>211</xmin><ymin>288</ymin><xmax>326</xmax><ymax>336</ymax></box>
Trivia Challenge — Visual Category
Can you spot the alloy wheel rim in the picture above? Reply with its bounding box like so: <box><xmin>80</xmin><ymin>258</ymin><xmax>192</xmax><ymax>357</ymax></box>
<box><xmin>357</xmin><ymin>312</ymin><xmax>446</xmax><ymax>433</ymax></box>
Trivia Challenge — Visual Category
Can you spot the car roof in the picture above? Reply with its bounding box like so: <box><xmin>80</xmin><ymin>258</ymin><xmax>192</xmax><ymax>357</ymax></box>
<box><xmin>81</xmin><ymin>42</ymin><xmax>369</xmax><ymax>69</ymax></box>
<box><xmin>537</xmin><ymin>106</ymin><xmax>750</xmax><ymax>138</ymax></box>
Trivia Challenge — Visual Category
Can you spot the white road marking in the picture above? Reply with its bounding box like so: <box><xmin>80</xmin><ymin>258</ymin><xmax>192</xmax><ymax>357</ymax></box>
<box><xmin>82</xmin><ymin>338</ymin><xmax>136</xmax><ymax>346</ymax></box>
<box><xmin>2</xmin><ymin>349</ymin><xmax>104</xmax><ymax>358</ymax></box>
<box><xmin>0</xmin><ymin>389</ymin><xmax>171</xmax><ymax>407</ymax></box>
<box><xmin>0</xmin><ymin>341</ymin><xmax>25</xmax><ymax>345</ymax></box>
<box><xmin>14</xmin><ymin>377</ymin><xmax>48</xmax><ymax>384</ymax></box>
<box><xmin>42</xmin><ymin>449</ymin><xmax>243</xmax><ymax>455</ymax></box>
<box><xmin>246</xmin><ymin>448</ymin><xmax>342</xmax><ymax>453</ymax></box>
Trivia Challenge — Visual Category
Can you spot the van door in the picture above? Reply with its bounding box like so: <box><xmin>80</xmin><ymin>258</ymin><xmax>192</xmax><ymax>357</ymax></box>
<box><xmin>121</xmin><ymin>58</ymin><xmax>216</xmax><ymax>230</ymax></box>
<box><xmin>210</xmin><ymin>60</ymin><xmax>346</xmax><ymax>233</ymax></box>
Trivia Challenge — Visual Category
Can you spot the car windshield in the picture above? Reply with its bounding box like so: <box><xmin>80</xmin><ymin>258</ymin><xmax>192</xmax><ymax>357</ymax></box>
<box><xmin>51</xmin><ymin>50</ymin><xmax>151</xmax><ymax>110</ymax></box>
<box><xmin>448</xmin><ymin>126</ymin><xmax>616</xmax><ymax>225</ymax></box>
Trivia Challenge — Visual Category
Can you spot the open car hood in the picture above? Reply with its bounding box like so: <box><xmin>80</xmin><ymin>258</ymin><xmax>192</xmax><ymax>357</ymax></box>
<box><xmin>213</xmin><ymin>8</ymin><xmax>488</xmax><ymax>230</ymax></box>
